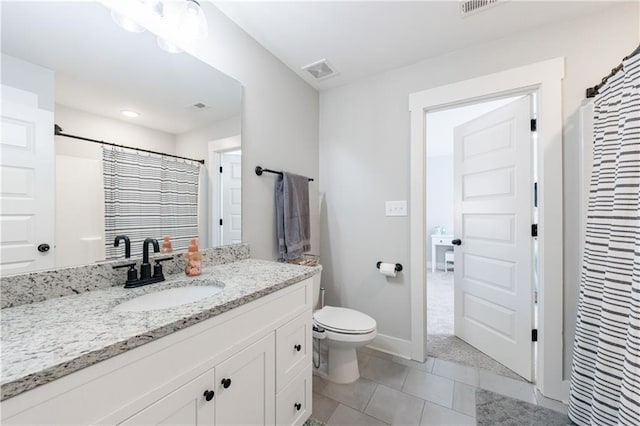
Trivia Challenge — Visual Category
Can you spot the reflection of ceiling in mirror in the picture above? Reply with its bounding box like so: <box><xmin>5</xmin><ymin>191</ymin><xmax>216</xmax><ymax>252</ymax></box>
<box><xmin>1</xmin><ymin>1</ymin><xmax>242</xmax><ymax>135</ymax></box>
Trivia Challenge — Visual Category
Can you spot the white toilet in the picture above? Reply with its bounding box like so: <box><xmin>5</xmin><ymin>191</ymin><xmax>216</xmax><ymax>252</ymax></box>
<box><xmin>311</xmin><ymin>273</ymin><xmax>377</xmax><ymax>384</ymax></box>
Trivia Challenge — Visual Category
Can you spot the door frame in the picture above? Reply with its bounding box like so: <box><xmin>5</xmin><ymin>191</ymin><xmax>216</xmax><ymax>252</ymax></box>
<box><xmin>409</xmin><ymin>58</ymin><xmax>565</xmax><ymax>399</ymax></box>
<box><xmin>207</xmin><ymin>136</ymin><xmax>242</xmax><ymax>246</ymax></box>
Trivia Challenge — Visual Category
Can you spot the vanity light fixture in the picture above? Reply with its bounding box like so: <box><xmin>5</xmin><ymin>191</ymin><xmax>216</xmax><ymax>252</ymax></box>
<box><xmin>109</xmin><ymin>0</ymin><xmax>208</xmax><ymax>54</ymax></box>
<box><xmin>121</xmin><ymin>110</ymin><xmax>141</xmax><ymax>118</ymax></box>
<box><xmin>111</xmin><ymin>9</ymin><xmax>145</xmax><ymax>33</ymax></box>
<box><xmin>176</xmin><ymin>0</ymin><xmax>208</xmax><ymax>42</ymax></box>
<box><xmin>155</xmin><ymin>0</ymin><xmax>208</xmax><ymax>54</ymax></box>
<box><xmin>157</xmin><ymin>37</ymin><xmax>183</xmax><ymax>54</ymax></box>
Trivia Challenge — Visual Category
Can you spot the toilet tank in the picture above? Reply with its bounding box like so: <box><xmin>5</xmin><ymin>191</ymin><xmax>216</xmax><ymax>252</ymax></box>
<box><xmin>312</xmin><ymin>272</ymin><xmax>322</xmax><ymax>310</ymax></box>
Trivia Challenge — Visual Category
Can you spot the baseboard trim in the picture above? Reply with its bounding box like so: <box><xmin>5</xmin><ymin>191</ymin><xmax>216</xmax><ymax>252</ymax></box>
<box><xmin>561</xmin><ymin>379</ymin><xmax>570</xmax><ymax>404</ymax></box>
<box><xmin>367</xmin><ymin>333</ymin><xmax>412</xmax><ymax>359</ymax></box>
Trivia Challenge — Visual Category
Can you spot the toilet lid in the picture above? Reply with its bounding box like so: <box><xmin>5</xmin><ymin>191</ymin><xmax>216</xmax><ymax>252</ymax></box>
<box><xmin>314</xmin><ymin>306</ymin><xmax>376</xmax><ymax>333</ymax></box>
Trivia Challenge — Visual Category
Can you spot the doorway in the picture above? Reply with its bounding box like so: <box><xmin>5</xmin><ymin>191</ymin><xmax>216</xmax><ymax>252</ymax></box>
<box><xmin>208</xmin><ymin>135</ymin><xmax>242</xmax><ymax>246</ymax></box>
<box><xmin>425</xmin><ymin>95</ymin><xmax>534</xmax><ymax>381</ymax></box>
<box><xmin>408</xmin><ymin>58</ymin><xmax>565</xmax><ymax>400</ymax></box>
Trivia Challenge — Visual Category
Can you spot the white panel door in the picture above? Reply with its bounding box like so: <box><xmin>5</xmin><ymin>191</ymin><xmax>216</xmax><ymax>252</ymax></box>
<box><xmin>221</xmin><ymin>151</ymin><xmax>242</xmax><ymax>245</ymax></box>
<box><xmin>0</xmin><ymin>99</ymin><xmax>55</xmax><ymax>275</ymax></box>
<box><xmin>453</xmin><ymin>96</ymin><xmax>534</xmax><ymax>380</ymax></box>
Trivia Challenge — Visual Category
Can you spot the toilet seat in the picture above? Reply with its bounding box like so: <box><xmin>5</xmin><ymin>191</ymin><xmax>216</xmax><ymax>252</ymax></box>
<box><xmin>313</xmin><ymin>306</ymin><xmax>376</xmax><ymax>335</ymax></box>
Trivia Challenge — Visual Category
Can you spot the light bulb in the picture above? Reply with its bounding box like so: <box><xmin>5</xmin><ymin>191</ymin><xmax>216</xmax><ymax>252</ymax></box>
<box><xmin>111</xmin><ymin>9</ymin><xmax>145</xmax><ymax>33</ymax></box>
<box><xmin>177</xmin><ymin>0</ymin><xmax>208</xmax><ymax>42</ymax></box>
<box><xmin>121</xmin><ymin>110</ymin><xmax>141</xmax><ymax>118</ymax></box>
<box><xmin>157</xmin><ymin>37</ymin><xmax>183</xmax><ymax>54</ymax></box>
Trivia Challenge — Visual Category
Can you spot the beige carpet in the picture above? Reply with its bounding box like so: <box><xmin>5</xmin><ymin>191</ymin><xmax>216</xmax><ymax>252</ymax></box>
<box><xmin>427</xmin><ymin>270</ymin><xmax>526</xmax><ymax>381</ymax></box>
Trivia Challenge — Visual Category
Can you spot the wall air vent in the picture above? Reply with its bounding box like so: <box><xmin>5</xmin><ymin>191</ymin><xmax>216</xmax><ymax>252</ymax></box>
<box><xmin>460</xmin><ymin>0</ymin><xmax>500</xmax><ymax>16</ymax></box>
<box><xmin>186</xmin><ymin>102</ymin><xmax>210</xmax><ymax>111</ymax></box>
<box><xmin>302</xmin><ymin>59</ymin><xmax>338</xmax><ymax>81</ymax></box>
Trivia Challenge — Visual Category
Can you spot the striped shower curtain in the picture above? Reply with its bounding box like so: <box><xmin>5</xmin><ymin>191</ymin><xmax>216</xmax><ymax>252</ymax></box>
<box><xmin>568</xmin><ymin>54</ymin><xmax>640</xmax><ymax>425</ymax></box>
<box><xmin>103</xmin><ymin>149</ymin><xmax>201</xmax><ymax>259</ymax></box>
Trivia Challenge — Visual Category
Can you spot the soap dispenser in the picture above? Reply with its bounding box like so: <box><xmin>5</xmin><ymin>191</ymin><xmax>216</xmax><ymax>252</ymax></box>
<box><xmin>185</xmin><ymin>239</ymin><xmax>202</xmax><ymax>277</ymax></box>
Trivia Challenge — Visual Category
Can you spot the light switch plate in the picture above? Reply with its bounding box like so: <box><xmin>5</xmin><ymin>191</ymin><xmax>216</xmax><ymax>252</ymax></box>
<box><xmin>385</xmin><ymin>200</ymin><xmax>407</xmax><ymax>217</ymax></box>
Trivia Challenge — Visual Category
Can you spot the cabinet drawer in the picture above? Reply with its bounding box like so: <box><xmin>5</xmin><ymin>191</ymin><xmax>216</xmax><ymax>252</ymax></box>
<box><xmin>276</xmin><ymin>311</ymin><xmax>312</xmax><ymax>391</ymax></box>
<box><xmin>276</xmin><ymin>365</ymin><xmax>312</xmax><ymax>426</ymax></box>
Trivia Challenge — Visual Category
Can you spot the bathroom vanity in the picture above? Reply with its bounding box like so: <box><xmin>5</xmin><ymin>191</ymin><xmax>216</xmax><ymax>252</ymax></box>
<box><xmin>1</xmin><ymin>252</ymin><xmax>319</xmax><ymax>426</ymax></box>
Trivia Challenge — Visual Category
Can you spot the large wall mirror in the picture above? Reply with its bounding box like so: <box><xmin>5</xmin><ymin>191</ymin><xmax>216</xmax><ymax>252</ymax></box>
<box><xmin>0</xmin><ymin>1</ymin><xmax>243</xmax><ymax>275</ymax></box>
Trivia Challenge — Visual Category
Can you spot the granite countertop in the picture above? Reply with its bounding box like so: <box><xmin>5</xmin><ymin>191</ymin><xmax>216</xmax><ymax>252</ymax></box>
<box><xmin>0</xmin><ymin>259</ymin><xmax>321</xmax><ymax>400</ymax></box>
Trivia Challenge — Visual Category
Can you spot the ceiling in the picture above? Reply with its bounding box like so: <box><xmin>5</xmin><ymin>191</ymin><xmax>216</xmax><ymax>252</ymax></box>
<box><xmin>1</xmin><ymin>1</ymin><xmax>242</xmax><ymax>135</ymax></box>
<box><xmin>215</xmin><ymin>1</ymin><xmax>617</xmax><ymax>90</ymax></box>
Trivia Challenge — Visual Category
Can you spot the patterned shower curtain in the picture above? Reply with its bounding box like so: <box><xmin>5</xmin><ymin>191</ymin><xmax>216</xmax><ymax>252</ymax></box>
<box><xmin>103</xmin><ymin>148</ymin><xmax>201</xmax><ymax>260</ymax></box>
<box><xmin>569</xmin><ymin>54</ymin><xmax>640</xmax><ymax>425</ymax></box>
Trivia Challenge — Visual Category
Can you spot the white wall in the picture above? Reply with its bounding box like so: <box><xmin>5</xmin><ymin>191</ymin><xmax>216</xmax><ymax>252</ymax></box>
<box><xmin>1</xmin><ymin>54</ymin><xmax>54</xmax><ymax>111</ymax></box>
<box><xmin>175</xmin><ymin>114</ymin><xmax>241</xmax><ymax>166</ymax></box>
<box><xmin>187</xmin><ymin>2</ymin><xmax>320</xmax><ymax>260</ymax></box>
<box><xmin>426</xmin><ymin>155</ymin><xmax>453</xmax><ymax>269</ymax></box>
<box><xmin>55</xmin><ymin>104</ymin><xmax>177</xmax><ymax>160</ymax></box>
<box><xmin>319</xmin><ymin>4</ymin><xmax>639</xmax><ymax>374</ymax></box>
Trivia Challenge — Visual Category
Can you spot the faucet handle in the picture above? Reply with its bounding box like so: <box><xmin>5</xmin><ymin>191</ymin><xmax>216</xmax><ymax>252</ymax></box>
<box><xmin>113</xmin><ymin>262</ymin><xmax>139</xmax><ymax>285</ymax></box>
<box><xmin>153</xmin><ymin>256</ymin><xmax>173</xmax><ymax>279</ymax></box>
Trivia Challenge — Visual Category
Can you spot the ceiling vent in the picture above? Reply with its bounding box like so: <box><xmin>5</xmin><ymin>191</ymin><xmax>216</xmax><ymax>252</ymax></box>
<box><xmin>302</xmin><ymin>59</ymin><xmax>338</xmax><ymax>81</ymax></box>
<box><xmin>186</xmin><ymin>102</ymin><xmax>210</xmax><ymax>111</ymax></box>
<box><xmin>460</xmin><ymin>0</ymin><xmax>500</xmax><ymax>16</ymax></box>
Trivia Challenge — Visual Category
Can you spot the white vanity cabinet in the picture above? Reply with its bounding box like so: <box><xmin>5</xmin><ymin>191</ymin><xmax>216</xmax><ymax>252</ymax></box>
<box><xmin>1</xmin><ymin>277</ymin><xmax>314</xmax><ymax>426</ymax></box>
<box><xmin>121</xmin><ymin>334</ymin><xmax>275</xmax><ymax>426</ymax></box>
<box><xmin>214</xmin><ymin>334</ymin><xmax>275</xmax><ymax>426</ymax></box>
<box><xmin>120</xmin><ymin>368</ymin><xmax>215</xmax><ymax>426</ymax></box>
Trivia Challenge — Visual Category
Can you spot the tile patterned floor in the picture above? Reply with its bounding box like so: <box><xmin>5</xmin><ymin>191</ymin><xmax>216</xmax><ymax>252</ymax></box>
<box><xmin>312</xmin><ymin>347</ymin><xmax>568</xmax><ymax>426</ymax></box>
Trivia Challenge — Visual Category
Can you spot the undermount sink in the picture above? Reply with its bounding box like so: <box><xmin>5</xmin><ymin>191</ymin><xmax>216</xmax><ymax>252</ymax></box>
<box><xmin>114</xmin><ymin>285</ymin><xmax>224</xmax><ymax>313</ymax></box>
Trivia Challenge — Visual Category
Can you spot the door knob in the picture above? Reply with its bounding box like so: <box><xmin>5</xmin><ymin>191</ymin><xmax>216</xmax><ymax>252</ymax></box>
<box><xmin>37</xmin><ymin>243</ymin><xmax>50</xmax><ymax>253</ymax></box>
<box><xmin>294</xmin><ymin>403</ymin><xmax>302</xmax><ymax>411</ymax></box>
<box><xmin>294</xmin><ymin>344</ymin><xmax>302</xmax><ymax>352</ymax></box>
<box><xmin>451</xmin><ymin>239</ymin><xmax>462</xmax><ymax>246</ymax></box>
<box><xmin>221</xmin><ymin>378</ymin><xmax>232</xmax><ymax>389</ymax></box>
<box><xmin>203</xmin><ymin>390</ymin><xmax>215</xmax><ymax>401</ymax></box>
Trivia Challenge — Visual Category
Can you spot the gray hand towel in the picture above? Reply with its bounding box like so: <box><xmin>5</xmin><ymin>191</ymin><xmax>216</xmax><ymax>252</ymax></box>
<box><xmin>275</xmin><ymin>172</ymin><xmax>311</xmax><ymax>260</ymax></box>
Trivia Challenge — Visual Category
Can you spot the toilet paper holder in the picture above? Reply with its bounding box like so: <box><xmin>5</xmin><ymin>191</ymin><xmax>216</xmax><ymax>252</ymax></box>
<box><xmin>376</xmin><ymin>262</ymin><xmax>403</xmax><ymax>272</ymax></box>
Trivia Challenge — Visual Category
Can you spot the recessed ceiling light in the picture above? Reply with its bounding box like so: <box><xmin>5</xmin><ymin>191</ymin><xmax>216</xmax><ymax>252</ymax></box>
<box><xmin>121</xmin><ymin>110</ymin><xmax>140</xmax><ymax>118</ymax></box>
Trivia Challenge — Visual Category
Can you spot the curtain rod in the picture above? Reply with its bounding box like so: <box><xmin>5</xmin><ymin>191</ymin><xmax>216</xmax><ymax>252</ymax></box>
<box><xmin>586</xmin><ymin>43</ymin><xmax>640</xmax><ymax>98</ymax></box>
<box><xmin>54</xmin><ymin>124</ymin><xmax>205</xmax><ymax>164</ymax></box>
<box><xmin>255</xmin><ymin>166</ymin><xmax>314</xmax><ymax>181</ymax></box>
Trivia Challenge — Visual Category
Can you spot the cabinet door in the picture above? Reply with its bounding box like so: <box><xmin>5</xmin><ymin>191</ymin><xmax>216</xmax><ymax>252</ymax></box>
<box><xmin>215</xmin><ymin>334</ymin><xmax>275</xmax><ymax>426</ymax></box>
<box><xmin>119</xmin><ymin>369</ymin><xmax>215</xmax><ymax>426</ymax></box>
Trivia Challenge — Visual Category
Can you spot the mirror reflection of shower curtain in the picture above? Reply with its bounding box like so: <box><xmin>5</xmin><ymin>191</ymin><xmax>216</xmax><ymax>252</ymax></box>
<box><xmin>568</xmin><ymin>54</ymin><xmax>640</xmax><ymax>426</ymax></box>
<box><xmin>103</xmin><ymin>148</ymin><xmax>201</xmax><ymax>259</ymax></box>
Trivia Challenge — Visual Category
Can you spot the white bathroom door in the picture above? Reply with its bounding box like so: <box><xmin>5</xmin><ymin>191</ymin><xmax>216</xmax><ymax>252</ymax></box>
<box><xmin>452</xmin><ymin>96</ymin><xmax>534</xmax><ymax>380</ymax></box>
<box><xmin>221</xmin><ymin>150</ymin><xmax>242</xmax><ymax>245</ymax></box>
<box><xmin>0</xmin><ymin>93</ymin><xmax>55</xmax><ymax>275</ymax></box>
